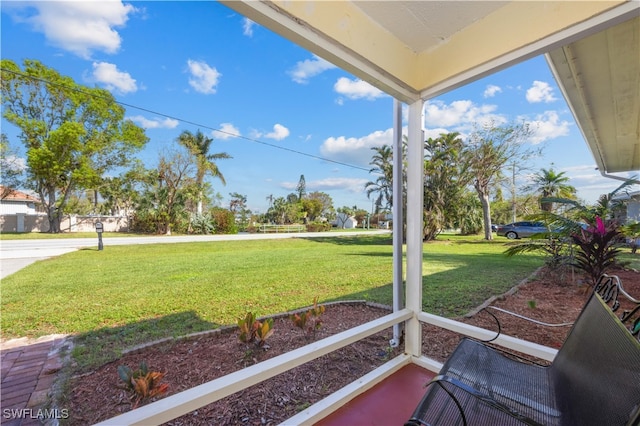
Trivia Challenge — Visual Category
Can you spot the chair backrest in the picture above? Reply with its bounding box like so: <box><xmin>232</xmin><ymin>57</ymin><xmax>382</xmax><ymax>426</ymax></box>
<box><xmin>550</xmin><ymin>289</ymin><xmax>640</xmax><ymax>425</ymax></box>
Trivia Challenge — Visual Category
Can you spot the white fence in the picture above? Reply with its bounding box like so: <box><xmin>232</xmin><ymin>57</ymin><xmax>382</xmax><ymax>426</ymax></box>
<box><xmin>0</xmin><ymin>214</ymin><xmax>129</xmax><ymax>233</ymax></box>
<box><xmin>258</xmin><ymin>224</ymin><xmax>306</xmax><ymax>233</ymax></box>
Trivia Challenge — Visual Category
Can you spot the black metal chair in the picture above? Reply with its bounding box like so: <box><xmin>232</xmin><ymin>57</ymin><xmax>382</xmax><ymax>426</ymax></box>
<box><xmin>406</xmin><ymin>275</ymin><xmax>640</xmax><ymax>426</ymax></box>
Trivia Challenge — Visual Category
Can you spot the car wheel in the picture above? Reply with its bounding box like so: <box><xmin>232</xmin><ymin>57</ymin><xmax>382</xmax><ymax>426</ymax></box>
<box><xmin>505</xmin><ymin>231</ymin><xmax>518</xmax><ymax>239</ymax></box>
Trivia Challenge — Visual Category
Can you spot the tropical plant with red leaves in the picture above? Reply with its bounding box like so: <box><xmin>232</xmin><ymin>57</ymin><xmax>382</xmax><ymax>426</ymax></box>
<box><xmin>571</xmin><ymin>216</ymin><xmax>623</xmax><ymax>286</ymax></box>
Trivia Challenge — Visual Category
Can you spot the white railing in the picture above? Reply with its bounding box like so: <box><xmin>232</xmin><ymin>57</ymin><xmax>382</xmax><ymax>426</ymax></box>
<box><xmin>258</xmin><ymin>224</ymin><xmax>306</xmax><ymax>233</ymax></box>
<box><xmin>95</xmin><ymin>307</ymin><xmax>559</xmax><ymax>425</ymax></box>
<box><xmin>418</xmin><ymin>311</ymin><xmax>558</xmax><ymax>362</ymax></box>
<box><xmin>95</xmin><ymin>308</ymin><xmax>413</xmax><ymax>425</ymax></box>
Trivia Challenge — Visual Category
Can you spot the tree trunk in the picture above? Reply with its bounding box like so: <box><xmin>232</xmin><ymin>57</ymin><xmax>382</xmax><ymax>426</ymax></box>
<box><xmin>197</xmin><ymin>190</ymin><xmax>203</xmax><ymax>215</ymax></box>
<box><xmin>43</xmin><ymin>187</ymin><xmax>60</xmax><ymax>233</ymax></box>
<box><xmin>479</xmin><ymin>190</ymin><xmax>493</xmax><ymax>240</ymax></box>
<box><xmin>47</xmin><ymin>206</ymin><xmax>59</xmax><ymax>233</ymax></box>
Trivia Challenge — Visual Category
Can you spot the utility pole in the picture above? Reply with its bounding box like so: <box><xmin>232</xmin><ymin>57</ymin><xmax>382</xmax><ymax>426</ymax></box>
<box><xmin>511</xmin><ymin>163</ymin><xmax>517</xmax><ymax>223</ymax></box>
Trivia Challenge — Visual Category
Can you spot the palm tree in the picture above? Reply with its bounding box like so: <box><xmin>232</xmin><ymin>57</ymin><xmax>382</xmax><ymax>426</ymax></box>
<box><xmin>365</xmin><ymin>145</ymin><xmax>393</xmax><ymax>212</ymax></box>
<box><xmin>177</xmin><ymin>129</ymin><xmax>231</xmax><ymax>215</ymax></box>
<box><xmin>527</xmin><ymin>167</ymin><xmax>576</xmax><ymax>212</ymax></box>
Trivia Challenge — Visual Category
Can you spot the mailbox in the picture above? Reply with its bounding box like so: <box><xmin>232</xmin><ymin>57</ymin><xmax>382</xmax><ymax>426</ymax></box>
<box><xmin>95</xmin><ymin>221</ymin><xmax>104</xmax><ymax>250</ymax></box>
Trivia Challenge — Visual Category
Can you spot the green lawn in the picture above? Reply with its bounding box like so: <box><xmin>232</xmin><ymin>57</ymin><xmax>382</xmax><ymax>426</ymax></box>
<box><xmin>1</xmin><ymin>233</ymin><xmax>543</xmax><ymax>369</ymax></box>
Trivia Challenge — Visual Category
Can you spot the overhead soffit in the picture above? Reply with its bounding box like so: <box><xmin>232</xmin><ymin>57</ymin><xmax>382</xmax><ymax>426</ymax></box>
<box><xmin>547</xmin><ymin>15</ymin><xmax>640</xmax><ymax>174</ymax></box>
<box><xmin>351</xmin><ymin>1</ymin><xmax>507</xmax><ymax>54</ymax></box>
<box><xmin>221</xmin><ymin>1</ymin><xmax>633</xmax><ymax>101</ymax></box>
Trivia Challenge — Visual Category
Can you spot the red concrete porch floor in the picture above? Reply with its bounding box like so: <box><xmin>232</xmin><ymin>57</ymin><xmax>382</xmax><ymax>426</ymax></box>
<box><xmin>0</xmin><ymin>335</ymin><xmax>67</xmax><ymax>426</ymax></box>
<box><xmin>316</xmin><ymin>363</ymin><xmax>435</xmax><ymax>426</ymax></box>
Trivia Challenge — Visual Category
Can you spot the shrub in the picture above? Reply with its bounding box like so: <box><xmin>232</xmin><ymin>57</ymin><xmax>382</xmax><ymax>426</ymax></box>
<box><xmin>290</xmin><ymin>297</ymin><xmax>326</xmax><ymax>340</ymax></box>
<box><xmin>237</xmin><ymin>312</ymin><xmax>274</xmax><ymax>348</ymax></box>
<box><xmin>571</xmin><ymin>217</ymin><xmax>623</xmax><ymax>286</ymax></box>
<box><xmin>117</xmin><ymin>361</ymin><xmax>169</xmax><ymax>408</ymax></box>
<box><xmin>190</xmin><ymin>213</ymin><xmax>214</xmax><ymax>234</ymax></box>
<box><xmin>210</xmin><ymin>207</ymin><xmax>238</xmax><ymax>234</ymax></box>
<box><xmin>305</xmin><ymin>222</ymin><xmax>331</xmax><ymax>232</ymax></box>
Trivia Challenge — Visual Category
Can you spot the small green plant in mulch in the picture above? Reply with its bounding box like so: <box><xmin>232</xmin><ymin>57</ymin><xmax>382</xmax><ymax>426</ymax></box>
<box><xmin>290</xmin><ymin>297</ymin><xmax>326</xmax><ymax>340</ymax></box>
<box><xmin>117</xmin><ymin>361</ymin><xmax>169</xmax><ymax>408</ymax></box>
<box><xmin>237</xmin><ymin>312</ymin><xmax>275</xmax><ymax>348</ymax></box>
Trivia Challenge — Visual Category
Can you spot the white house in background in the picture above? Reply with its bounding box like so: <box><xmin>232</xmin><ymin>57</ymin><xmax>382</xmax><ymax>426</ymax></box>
<box><xmin>333</xmin><ymin>213</ymin><xmax>358</xmax><ymax>229</ymax></box>
<box><xmin>613</xmin><ymin>190</ymin><xmax>640</xmax><ymax>223</ymax></box>
<box><xmin>0</xmin><ymin>186</ymin><xmax>41</xmax><ymax>215</ymax></box>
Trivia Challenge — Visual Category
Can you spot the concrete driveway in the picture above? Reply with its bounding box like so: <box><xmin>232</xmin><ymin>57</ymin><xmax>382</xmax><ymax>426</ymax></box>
<box><xmin>0</xmin><ymin>230</ymin><xmax>390</xmax><ymax>279</ymax></box>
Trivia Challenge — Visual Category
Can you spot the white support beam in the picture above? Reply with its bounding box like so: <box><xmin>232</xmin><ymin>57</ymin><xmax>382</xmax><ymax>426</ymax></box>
<box><xmin>404</xmin><ymin>99</ymin><xmax>425</xmax><ymax>357</ymax></box>
<box><xmin>391</xmin><ymin>98</ymin><xmax>404</xmax><ymax>347</ymax></box>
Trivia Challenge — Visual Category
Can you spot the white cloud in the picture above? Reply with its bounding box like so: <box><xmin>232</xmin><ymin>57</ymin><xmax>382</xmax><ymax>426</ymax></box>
<box><xmin>242</xmin><ymin>17</ymin><xmax>255</xmax><ymax>36</ymax></box>
<box><xmin>265</xmin><ymin>124</ymin><xmax>290</xmax><ymax>140</ymax></box>
<box><xmin>424</xmin><ymin>128</ymin><xmax>454</xmax><ymax>141</ymax></box>
<box><xmin>91</xmin><ymin>62</ymin><xmax>137</xmax><ymax>94</ymax></box>
<box><xmin>524</xmin><ymin>111</ymin><xmax>571</xmax><ymax>144</ymax></box>
<box><xmin>320</xmin><ymin>128</ymin><xmax>393</xmax><ymax>167</ymax></box>
<box><xmin>484</xmin><ymin>84</ymin><xmax>502</xmax><ymax>98</ymax></box>
<box><xmin>6</xmin><ymin>1</ymin><xmax>136</xmax><ymax>59</ymax></box>
<box><xmin>186</xmin><ymin>59</ymin><xmax>221</xmax><ymax>94</ymax></box>
<box><xmin>288</xmin><ymin>55</ymin><xmax>337</xmax><ymax>84</ymax></box>
<box><xmin>281</xmin><ymin>177</ymin><xmax>369</xmax><ymax>194</ymax></box>
<box><xmin>423</xmin><ymin>99</ymin><xmax>504</xmax><ymax>129</ymax></box>
<box><xmin>253</xmin><ymin>124</ymin><xmax>290</xmax><ymax>141</ymax></box>
<box><xmin>334</xmin><ymin>77</ymin><xmax>385</xmax><ymax>101</ymax></box>
<box><xmin>128</xmin><ymin>115</ymin><xmax>179</xmax><ymax>129</ymax></box>
<box><xmin>526</xmin><ymin>80</ymin><xmax>557</xmax><ymax>103</ymax></box>
<box><xmin>216</xmin><ymin>123</ymin><xmax>240</xmax><ymax>140</ymax></box>
<box><xmin>1</xmin><ymin>154</ymin><xmax>27</xmax><ymax>173</ymax></box>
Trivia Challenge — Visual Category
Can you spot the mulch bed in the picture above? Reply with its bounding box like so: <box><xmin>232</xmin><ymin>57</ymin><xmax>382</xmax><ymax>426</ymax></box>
<box><xmin>62</xmin><ymin>268</ymin><xmax>640</xmax><ymax>425</ymax></box>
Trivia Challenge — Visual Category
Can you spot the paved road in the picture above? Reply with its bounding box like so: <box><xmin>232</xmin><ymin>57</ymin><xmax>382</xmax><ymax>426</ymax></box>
<box><xmin>0</xmin><ymin>230</ymin><xmax>390</xmax><ymax>279</ymax></box>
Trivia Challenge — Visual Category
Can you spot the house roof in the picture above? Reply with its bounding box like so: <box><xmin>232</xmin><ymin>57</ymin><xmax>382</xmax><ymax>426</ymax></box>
<box><xmin>220</xmin><ymin>0</ymin><xmax>639</xmax><ymax>175</ymax></box>
<box><xmin>0</xmin><ymin>186</ymin><xmax>40</xmax><ymax>203</ymax></box>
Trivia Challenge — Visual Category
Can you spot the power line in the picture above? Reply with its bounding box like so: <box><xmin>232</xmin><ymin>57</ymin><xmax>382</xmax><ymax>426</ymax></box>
<box><xmin>1</xmin><ymin>66</ymin><xmax>372</xmax><ymax>172</ymax></box>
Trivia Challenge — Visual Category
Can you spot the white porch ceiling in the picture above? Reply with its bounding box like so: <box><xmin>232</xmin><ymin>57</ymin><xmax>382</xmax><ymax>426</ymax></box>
<box><xmin>220</xmin><ymin>0</ymin><xmax>640</xmax><ymax>175</ymax></box>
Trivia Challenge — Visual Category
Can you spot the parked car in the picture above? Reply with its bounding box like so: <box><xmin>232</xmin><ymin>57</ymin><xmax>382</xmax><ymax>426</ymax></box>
<box><xmin>496</xmin><ymin>221</ymin><xmax>548</xmax><ymax>239</ymax></box>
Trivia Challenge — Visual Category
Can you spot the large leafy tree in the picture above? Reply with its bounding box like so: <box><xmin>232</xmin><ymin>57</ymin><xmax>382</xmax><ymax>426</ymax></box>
<box><xmin>307</xmin><ymin>191</ymin><xmax>334</xmax><ymax>219</ymax></box>
<box><xmin>1</xmin><ymin>59</ymin><xmax>148</xmax><ymax>232</ymax></box>
<box><xmin>463</xmin><ymin>122</ymin><xmax>537</xmax><ymax>240</ymax></box>
<box><xmin>267</xmin><ymin>196</ymin><xmax>301</xmax><ymax>224</ymax></box>
<box><xmin>526</xmin><ymin>167</ymin><xmax>576</xmax><ymax>212</ymax></box>
<box><xmin>423</xmin><ymin>132</ymin><xmax>471</xmax><ymax>240</ymax></box>
<box><xmin>176</xmin><ymin>129</ymin><xmax>231</xmax><ymax>215</ymax></box>
<box><xmin>99</xmin><ymin>164</ymin><xmax>148</xmax><ymax>218</ymax></box>
<box><xmin>134</xmin><ymin>149</ymin><xmax>197</xmax><ymax>235</ymax></box>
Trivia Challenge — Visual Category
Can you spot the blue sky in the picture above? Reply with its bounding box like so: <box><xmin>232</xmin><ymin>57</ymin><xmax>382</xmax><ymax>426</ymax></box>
<box><xmin>2</xmin><ymin>1</ymin><xmax>637</xmax><ymax>214</ymax></box>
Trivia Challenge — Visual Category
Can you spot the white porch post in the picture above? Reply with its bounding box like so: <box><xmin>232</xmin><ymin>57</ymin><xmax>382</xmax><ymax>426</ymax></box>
<box><xmin>391</xmin><ymin>98</ymin><xmax>404</xmax><ymax>347</ymax></box>
<box><xmin>405</xmin><ymin>99</ymin><xmax>424</xmax><ymax>357</ymax></box>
